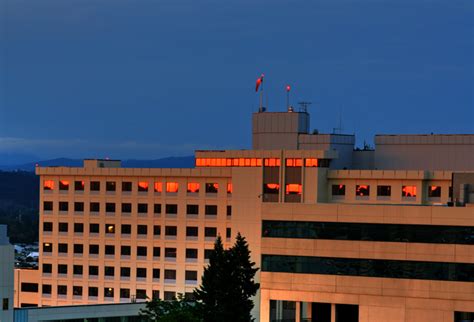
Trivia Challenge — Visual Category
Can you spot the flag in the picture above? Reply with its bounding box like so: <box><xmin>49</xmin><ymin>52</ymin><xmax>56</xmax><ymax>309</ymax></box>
<box><xmin>255</xmin><ymin>74</ymin><xmax>264</xmax><ymax>92</ymax></box>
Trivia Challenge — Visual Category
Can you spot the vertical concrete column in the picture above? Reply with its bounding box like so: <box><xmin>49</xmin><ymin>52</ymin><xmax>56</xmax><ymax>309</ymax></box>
<box><xmin>296</xmin><ymin>301</ymin><xmax>301</xmax><ymax>322</ymax></box>
<box><xmin>331</xmin><ymin>303</ymin><xmax>336</xmax><ymax>322</ymax></box>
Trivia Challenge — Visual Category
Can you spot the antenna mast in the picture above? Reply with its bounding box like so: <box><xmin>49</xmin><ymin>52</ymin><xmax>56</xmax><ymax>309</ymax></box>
<box><xmin>298</xmin><ymin>101</ymin><xmax>312</xmax><ymax>113</ymax></box>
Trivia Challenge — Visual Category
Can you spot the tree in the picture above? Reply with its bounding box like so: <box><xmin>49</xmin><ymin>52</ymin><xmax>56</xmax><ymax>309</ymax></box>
<box><xmin>139</xmin><ymin>293</ymin><xmax>201</xmax><ymax>322</ymax></box>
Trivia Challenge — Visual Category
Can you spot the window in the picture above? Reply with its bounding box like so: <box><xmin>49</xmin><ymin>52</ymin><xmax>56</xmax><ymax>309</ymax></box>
<box><xmin>43</xmin><ymin>243</ymin><xmax>52</xmax><ymax>252</ymax></box>
<box><xmin>356</xmin><ymin>185</ymin><xmax>370</xmax><ymax>197</ymax></box>
<box><xmin>186</xmin><ymin>226</ymin><xmax>198</xmax><ymax>237</ymax></box>
<box><xmin>120</xmin><ymin>267</ymin><xmax>131</xmax><ymax>277</ymax></box>
<box><xmin>136</xmin><ymin>289</ymin><xmax>147</xmax><ymax>299</ymax></box>
<box><xmin>59</xmin><ymin>202</ymin><xmax>68</xmax><ymax>211</ymax></box>
<box><xmin>164</xmin><ymin>269</ymin><xmax>176</xmax><ymax>280</ymax></box>
<box><xmin>285</xmin><ymin>184</ymin><xmax>302</xmax><ymax>195</ymax></box>
<box><xmin>154</xmin><ymin>225</ymin><xmax>161</xmax><ymax>236</ymax></box>
<box><xmin>187</xmin><ymin>204</ymin><xmax>199</xmax><ymax>215</ymax></box>
<box><xmin>402</xmin><ymin>185</ymin><xmax>417</xmax><ymax>197</ymax></box>
<box><xmin>205</xmin><ymin>205</ymin><xmax>218</xmax><ymax>215</ymax></box>
<box><xmin>122</xmin><ymin>182</ymin><xmax>132</xmax><ymax>192</ymax></box>
<box><xmin>43</xmin><ymin>180</ymin><xmax>54</xmax><ymax>190</ymax></box>
<box><xmin>226</xmin><ymin>228</ymin><xmax>231</xmax><ymax>238</ymax></box>
<box><xmin>205</xmin><ymin>227</ymin><xmax>217</xmax><ymax>238</ymax></box>
<box><xmin>90</xmin><ymin>202</ymin><xmax>100</xmax><ymax>212</ymax></box>
<box><xmin>164</xmin><ymin>291</ymin><xmax>175</xmax><ymax>301</ymax></box>
<box><xmin>153</xmin><ymin>290</ymin><xmax>160</xmax><ymax>299</ymax></box>
<box><xmin>106</xmin><ymin>203</ymin><xmax>115</xmax><ymax>212</ymax></box>
<box><xmin>377</xmin><ymin>185</ymin><xmax>391</xmax><ymax>197</ymax></box>
<box><xmin>153</xmin><ymin>247</ymin><xmax>161</xmax><ymax>257</ymax></box>
<box><xmin>88</xmin><ymin>287</ymin><xmax>98</xmax><ymax>297</ymax></box>
<box><xmin>165</xmin><ymin>226</ymin><xmax>177</xmax><ymax>237</ymax></box>
<box><xmin>43</xmin><ymin>222</ymin><xmax>53</xmax><ymax>232</ymax></box>
<box><xmin>137</xmin><ymin>246</ymin><xmax>147</xmax><ymax>257</ymax></box>
<box><xmin>43</xmin><ymin>201</ymin><xmax>53</xmax><ymax>211</ymax></box>
<box><xmin>21</xmin><ymin>283</ymin><xmax>39</xmax><ymax>293</ymax></box>
<box><xmin>121</xmin><ymin>245</ymin><xmax>131</xmax><ymax>256</ymax></box>
<box><xmin>204</xmin><ymin>249</ymin><xmax>213</xmax><ymax>260</ymax></box>
<box><xmin>153</xmin><ymin>268</ymin><xmax>160</xmax><ymax>279</ymax></box>
<box><xmin>104</xmin><ymin>287</ymin><xmax>114</xmax><ymax>298</ymax></box>
<box><xmin>74</xmin><ymin>223</ymin><xmax>84</xmax><ymax>233</ymax></box>
<box><xmin>42</xmin><ymin>263</ymin><xmax>52</xmax><ymax>273</ymax></box>
<box><xmin>137</xmin><ymin>268</ymin><xmax>147</xmax><ymax>278</ymax></box>
<box><xmin>185</xmin><ymin>270</ymin><xmax>198</xmax><ymax>282</ymax></box>
<box><xmin>73</xmin><ymin>286</ymin><xmax>83</xmax><ymax>296</ymax></box>
<box><xmin>305</xmin><ymin>158</ymin><xmax>319</xmax><ymax>167</ymax></box>
<box><xmin>120</xmin><ymin>288</ymin><xmax>130</xmax><ymax>298</ymax></box>
<box><xmin>75</xmin><ymin>181</ymin><xmax>84</xmax><ymax>191</ymax></box>
<box><xmin>186</xmin><ymin>248</ymin><xmax>198</xmax><ymax>259</ymax></box>
<box><xmin>227</xmin><ymin>183</ymin><xmax>233</xmax><ymax>194</ymax></box>
<box><xmin>205</xmin><ymin>183</ymin><xmax>219</xmax><ymax>193</ymax></box>
<box><xmin>263</xmin><ymin>183</ymin><xmax>280</xmax><ymax>194</ymax></box>
<box><xmin>90</xmin><ymin>223</ymin><xmax>99</xmax><ymax>233</ymax></box>
<box><xmin>227</xmin><ymin>205</ymin><xmax>232</xmax><ymax>216</ymax></box>
<box><xmin>165</xmin><ymin>247</ymin><xmax>177</xmax><ymax>258</ymax></box>
<box><xmin>58</xmin><ymin>243</ymin><xmax>68</xmax><ymax>253</ymax></box>
<box><xmin>154</xmin><ymin>204</ymin><xmax>161</xmax><ymax>214</ymax></box>
<box><xmin>58</xmin><ymin>264</ymin><xmax>67</xmax><ymax>274</ymax></box>
<box><xmin>166</xmin><ymin>204</ymin><xmax>178</xmax><ymax>214</ymax></box>
<box><xmin>73</xmin><ymin>244</ymin><xmax>83</xmax><ymax>254</ymax></box>
<box><xmin>57</xmin><ymin>285</ymin><xmax>67</xmax><ymax>295</ymax></box>
<box><xmin>137</xmin><ymin>225</ymin><xmax>148</xmax><ymax>235</ymax></box>
<box><xmin>58</xmin><ymin>222</ymin><xmax>68</xmax><ymax>232</ymax></box>
<box><xmin>264</xmin><ymin>158</ymin><xmax>281</xmax><ymax>167</ymax></box>
<box><xmin>286</xmin><ymin>158</ymin><xmax>302</xmax><ymax>167</ymax></box>
<box><xmin>187</xmin><ymin>182</ymin><xmax>200</xmax><ymax>193</ymax></box>
<box><xmin>166</xmin><ymin>182</ymin><xmax>179</xmax><ymax>193</ymax></box>
<box><xmin>59</xmin><ymin>180</ymin><xmax>70</xmax><ymax>190</ymax></box>
<box><xmin>429</xmin><ymin>186</ymin><xmax>442</xmax><ymax>198</ymax></box>
<box><xmin>105</xmin><ymin>245</ymin><xmax>115</xmax><ymax>255</ymax></box>
<box><xmin>154</xmin><ymin>182</ymin><xmax>162</xmax><ymax>193</ymax></box>
<box><xmin>2</xmin><ymin>298</ymin><xmax>7</xmax><ymax>310</ymax></box>
<box><xmin>104</xmin><ymin>266</ymin><xmax>114</xmax><ymax>276</ymax></box>
<box><xmin>121</xmin><ymin>224</ymin><xmax>131</xmax><ymax>234</ymax></box>
<box><xmin>105</xmin><ymin>224</ymin><xmax>115</xmax><ymax>234</ymax></box>
<box><xmin>138</xmin><ymin>181</ymin><xmax>149</xmax><ymax>192</ymax></box>
<box><xmin>90</xmin><ymin>181</ymin><xmax>100</xmax><ymax>191</ymax></box>
<box><xmin>332</xmin><ymin>184</ymin><xmax>346</xmax><ymax>196</ymax></box>
<box><xmin>42</xmin><ymin>284</ymin><xmax>52</xmax><ymax>295</ymax></box>
<box><xmin>106</xmin><ymin>181</ymin><xmax>116</xmax><ymax>192</ymax></box>
<box><xmin>73</xmin><ymin>265</ymin><xmax>83</xmax><ymax>275</ymax></box>
<box><xmin>138</xmin><ymin>203</ymin><xmax>148</xmax><ymax>214</ymax></box>
<box><xmin>74</xmin><ymin>202</ymin><xmax>84</xmax><ymax>212</ymax></box>
<box><xmin>89</xmin><ymin>245</ymin><xmax>99</xmax><ymax>255</ymax></box>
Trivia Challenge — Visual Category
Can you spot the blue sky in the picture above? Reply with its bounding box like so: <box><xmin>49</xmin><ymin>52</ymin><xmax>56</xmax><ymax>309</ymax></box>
<box><xmin>1</xmin><ymin>0</ymin><xmax>473</xmax><ymax>161</ymax></box>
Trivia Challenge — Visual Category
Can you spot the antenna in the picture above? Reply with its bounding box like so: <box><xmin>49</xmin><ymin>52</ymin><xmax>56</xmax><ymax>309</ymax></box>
<box><xmin>298</xmin><ymin>101</ymin><xmax>312</xmax><ymax>113</ymax></box>
<box><xmin>332</xmin><ymin>108</ymin><xmax>344</xmax><ymax>134</ymax></box>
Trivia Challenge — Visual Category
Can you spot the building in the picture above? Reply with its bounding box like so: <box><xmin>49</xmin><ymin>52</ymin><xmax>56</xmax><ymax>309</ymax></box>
<box><xmin>0</xmin><ymin>225</ymin><xmax>14</xmax><ymax>322</ymax></box>
<box><xmin>27</xmin><ymin>109</ymin><xmax>474</xmax><ymax>322</ymax></box>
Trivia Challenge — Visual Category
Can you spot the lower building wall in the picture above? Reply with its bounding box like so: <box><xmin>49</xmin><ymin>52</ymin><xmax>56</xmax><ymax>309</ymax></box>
<box><xmin>14</xmin><ymin>269</ymin><xmax>40</xmax><ymax>308</ymax></box>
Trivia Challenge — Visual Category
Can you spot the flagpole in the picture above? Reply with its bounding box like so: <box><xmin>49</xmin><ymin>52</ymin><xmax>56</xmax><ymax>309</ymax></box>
<box><xmin>260</xmin><ymin>76</ymin><xmax>264</xmax><ymax>112</ymax></box>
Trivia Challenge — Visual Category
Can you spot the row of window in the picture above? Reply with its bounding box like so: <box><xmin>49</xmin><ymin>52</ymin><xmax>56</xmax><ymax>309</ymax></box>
<box><xmin>262</xmin><ymin>220</ymin><xmax>474</xmax><ymax>245</ymax></box>
<box><xmin>44</xmin><ymin>180</ymin><xmax>230</xmax><ymax>194</ymax></box>
<box><xmin>43</xmin><ymin>202</ymin><xmax>232</xmax><ymax>216</ymax></box>
<box><xmin>195</xmin><ymin>157</ymin><xmax>324</xmax><ymax>167</ymax></box>
<box><xmin>332</xmin><ymin>184</ymin><xmax>450</xmax><ymax>198</ymax></box>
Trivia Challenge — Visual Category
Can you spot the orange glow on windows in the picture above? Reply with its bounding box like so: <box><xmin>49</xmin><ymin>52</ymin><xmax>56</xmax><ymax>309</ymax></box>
<box><xmin>44</xmin><ymin>180</ymin><xmax>55</xmax><ymax>190</ymax></box>
<box><xmin>206</xmin><ymin>183</ymin><xmax>219</xmax><ymax>193</ymax></box>
<box><xmin>402</xmin><ymin>186</ymin><xmax>417</xmax><ymax>197</ymax></box>
<box><xmin>285</xmin><ymin>184</ymin><xmax>302</xmax><ymax>195</ymax></box>
<box><xmin>266</xmin><ymin>183</ymin><xmax>280</xmax><ymax>190</ymax></box>
<box><xmin>264</xmin><ymin>158</ymin><xmax>281</xmax><ymax>167</ymax></box>
<box><xmin>286</xmin><ymin>158</ymin><xmax>302</xmax><ymax>167</ymax></box>
<box><xmin>187</xmin><ymin>182</ymin><xmax>200</xmax><ymax>193</ymax></box>
<box><xmin>305</xmin><ymin>158</ymin><xmax>319</xmax><ymax>167</ymax></box>
<box><xmin>59</xmin><ymin>180</ymin><xmax>69</xmax><ymax>190</ymax></box>
<box><xmin>166</xmin><ymin>182</ymin><xmax>179</xmax><ymax>193</ymax></box>
<box><xmin>227</xmin><ymin>183</ymin><xmax>233</xmax><ymax>194</ymax></box>
<box><xmin>356</xmin><ymin>185</ymin><xmax>370</xmax><ymax>196</ymax></box>
<box><xmin>154</xmin><ymin>182</ymin><xmax>162</xmax><ymax>193</ymax></box>
<box><xmin>138</xmin><ymin>182</ymin><xmax>149</xmax><ymax>192</ymax></box>
<box><xmin>195</xmin><ymin>157</ymin><xmax>264</xmax><ymax>167</ymax></box>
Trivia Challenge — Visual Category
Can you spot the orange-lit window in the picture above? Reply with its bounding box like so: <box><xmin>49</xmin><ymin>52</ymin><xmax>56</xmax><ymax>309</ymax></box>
<box><xmin>44</xmin><ymin>180</ymin><xmax>55</xmax><ymax>190</ymax></box>
<box><xmin>227</xmin><ymin>183</ymin><xmax>233</xmax><ymax>194</ymax></box>
<box><xmin>206</xmin><ymin>183</ymin><xmax>219</xmax><ymax>193</ymax></box>
<box><xmin>286</xmin><ymin>159</ymin><xmax>302</xmax><ymax>167</ymax></box>
<box><xmin>59</xmin><ymin>180</ymin><xmax>69</xmax><ymax>190</ymax></box>
<box><xmin>356</xmin><ymin>185</ymin><xmax>370</xmax><ymax>196</ymax></box>
<box><xmin>428</xmin><ymin>185</ymin><xmax>441</xmax><ymax>198</ymax></box>
<box><xmin>402</xmin><ymin>186</ymin><xmax>417</xmax><ymax>197</ymax></box>
<box><xmin>187</xmin><ymin>182</ymin><xmax>200</xmax><ymax>193</ymax></box>
<box><xmin>138</xmin><ymin>182</ymin><xmax>149</xmax><ymax>192</ymax></box>
<box><xmin>154</xmin><ymin>182</ymin><xmax>162</xmax><ymax>193</ymax></box>
<box><xmin>285</xmin><ymin>184</ymin><xmax>302</xmax><ymax>195</ymax></box>
<box><xmin>263</xmin><ymin>183</ymin><xmax>280</xmax><ymax>194</ymax></box>
<box><xmin>256</xmin><ymin>159</ymin><xmax>262</xmax><ymax>166</ymax></box>
<box><xmin>264</xmin><ymin>158</ymin><xmax>281</xmax><ymax>167</ymax></box>
<box><xmin>305</xmin><ymin>158</ymin><xmax>318</xmax><ymax>167</ymax></box>
<box><xmin>226</xmin><ymin>159</ymin><xmax>232</xmax><ymax>166</ymax></box>
<box><xmin>166</xmin><ymin>182</ymin><xmax>179</xmax><ymax>193</ymax></box>
<box><xmin>195</xmin><ymin>158</ymin><xmax>203</xmax><ymax>167</ymax></box>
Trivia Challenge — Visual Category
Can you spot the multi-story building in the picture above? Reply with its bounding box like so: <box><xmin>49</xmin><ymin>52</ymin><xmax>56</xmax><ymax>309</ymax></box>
<box><xmin>0</xmin><ymin>225</ymin><xmax>14</xmax><ymax>322</ymax></box>
<box><xmin>28</xmin><ymin>109</ymin><xmax>474</xmax><ymax>322</ymax></box>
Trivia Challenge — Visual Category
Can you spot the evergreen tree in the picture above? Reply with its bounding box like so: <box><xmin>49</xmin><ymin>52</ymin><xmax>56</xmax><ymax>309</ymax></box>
<box><xmin>139</xmin><ymin>293</ymin><xmax>201</xmax><ymax>322</ymax></box>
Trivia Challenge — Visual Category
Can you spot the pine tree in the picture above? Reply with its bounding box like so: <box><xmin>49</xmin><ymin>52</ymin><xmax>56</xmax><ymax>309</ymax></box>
<box><xmin>139</xmin><ymin>293</ymin><xmax>201</xmax><ymax>322</ymax></box>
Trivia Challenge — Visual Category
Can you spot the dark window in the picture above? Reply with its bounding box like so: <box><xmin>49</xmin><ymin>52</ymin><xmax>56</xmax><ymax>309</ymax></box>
<box><xmin>226</xmin><ymin>228</ymin><xmax>231</xmax><ymax>239</ymax></box>
<box><xmin>74</xmin><ymin>181</ymin><xmax>84</xmax><ymax>191</ymax></box>
<box><xmin>121</xmin><ymin>224</ymin><xmax>131</xmax><ymax>234</ymax></box>
<box><xmin>105</xmin><ymin>224</ymin><xmax>115</xmax><ymax>234</ymax></box>
<box><xmin>455</xmin><ymin>312</ymin><xmax>474</xmax><ymax>322</ymax></box>
<box><xmin>137</xmin><ymin>246</ymin><xmax>147</xmax><ymax>257</ymax></box>
<box><xmin>120</xmin><ymin>267</ymin><xmax>131</xmax><ymax>277</ymax></box>
<box><xmin>43</xmin><ymin>222</ymin><xmax>53</xmax><ymax>232</ymax></box>
<box><xmin>121</xmin><ymin>203</ymin><xmax>131</xmax><ymax>213</ymax></box>
<box><xmin>332</xmin><ymin>184</ymin><xmax>346</xmax><ymax>196</ymax></box>
<box><xmin>137</xmin><ymin>225</ymin><xmax>148</xmax><ymax>235</ymax></box>
<box><xmin>164</xmin><ymin>291</ymin><xmax>175</xmax><ymax>301</ymax></box>
<box><xmin>74</xmin><ymin>223</ymin><xmax>84</xmax><ymax>233</ymax></box>
<box><xmin>205</xmin><ymin>183</ymin><xmax>219</xmax><ymax>193</ymax></box>
<box><xmin>106</xmin><ymin>181</ymin><xmax>116</xmax><ymax>192</ymax></box>
<box><xmin>43</xmin><ymin>201</ymin><xmax>53</xmax><ymax>211</ymax></box>
<box><xmin>58</xmin><ymin>264</ymin><xmax>67</xmax><ymax>274</ymax></box>
<box><xmin>205</xmin><ymin>227</ymin><xmax>217</xmax><ymax>237</ymax></box>
<box><xmin>122</xmin><ymin>182</ymin><xmax>132</xmax><ymax>192</ymax></box>
<box><xmin>58</xmin><ymin>222</ymin><xmax>68</xmax><ymax>232</ymax></box>
<box><xmin>90</xmin><ymin>223</ymin><xmax>99</xmax><ymax>233</ymax></box>
<box><xmin>153</xmin><ymin>247</ymin><xmax>161</xmax><ymax>257</ymax></box>
<box><xmin>204</xmin><ymin>249</ymin><xmax>213</xmax><ymax>260</ymax></box>
<box><xmin>104</xmin><ymin>266</ymin><xmax>114</xmax><ymax>276</ymax></box>
<box><xmin>205</xmin><ymin>205</ymin><xmax>218</xmax><ymax>215</ymax></box>
<box><xmin>153</xmin><ymin>268</ymin><xmax>160</xmax><ymax>279</ymax></box>
<box><xmin>2</xmin><ymin>298</ymin><xmax>7</xmax><ymax>310</ymax></box>
<box><xmin>73</xmin><ymin>244</ymin><xmax>83</xmax><ymax>254</ymax></box>
<box><xmin>166</xmin><ymin>204</ymin><xmax>178</xmax><ymax>214</ymax></box>
<box><xmin>73</xmin><ymin>286</ymin><xmax>83</xmax><ymax>296</ymax></box>
<box><xmin>120</xmin><ymin>288</ymin><xmax>130</xmax><ymax>298</ymax></box>
<box><xmin>356</xmin><ymin>185</ymin><xmax>370</xmax><ymax>197</ymax></box>
<box><xmin>164</xmin><ymin>269</ymin><xmax>176</xmax><ymax>280</ymax></box>
<box><xmin>73</xmin><ymin>265</ymin><xmax>83</xmax><ymax>275</ymax></box>
<box><xmin>377</xmin><ymin>185</ymin><xmax>391</xmax><ymax>197</ymax></box>
<box><xmin>185</xmin><ymin>270</ymin><xmax>197</xmax><ymax>281</ymax></box>
<box><xmin>59</xmin><ymin>202</ymin><xmax>68</xmax><ymax>211</ymax></box>
<box><xmin>121</xmin><ymin>246</ymin><xmax>131</xmax><ymax>256</ymax></box>
<box><xmin>153</xmin><ymin>225</ymin><xmax>161</xmax><ymax>236</ymax></box>
<box><xmin>137</xmin><ymin>268</ymin><xmax>147</xmax><ymax>278</ymax></box>
<box><xmin>154</xmin><ymin>204</ymin><xmax>161</xmax><ymax>214</ymax></box>
<box><xmin>105</xmin><ymin>245</ymin><xmax>115</xmax><ymax>255</ymax></box>
<box><xmin>21</xmin><ymin>283</ymin><xmax>38</xmax><ymax>293</ymax></box>
<box><xmin>186</xmin><ymin>248</ymin><xmax>198</xmax><ymax>259</ymax></box>
<box><xmin>90</xmin><ymin>181</ymin><xmax>100</xmax><ymax>191</ymax></box>
<box><xmin>104</xmin><ymin>287</ymin><xmax>114</xmax><ymax>298</ymax></box>
<box><xmin>42</xmin><ymin>263</ymin><xmax>52</xmax><ymax>273</ymax></box>
<box><xmin>74</xmin><ymin>202</ymin><xmax>84</xmax><ymax>212</ymax></box>
<box><xmin>429</xmin><ymin>186</ymin><xmax>442</xmax><ymax>198</ymax></box>
<box><xmin>136</xmin><ymin>289</ymin><xmax>147</xmax><ymax>299</ymax></box>
<box><xmin>138</xmin><ymin>203</ymin><xmax>148</xmax><ymax>213</ymax></box>
<box><xmin>152</xmin><ymin>290</ymin><xmax>160</xmax><ymax>299</ymax></box>
<box><xmin>42</xmin><ymin>284</ymin><xmax>52</xmax><ymax>295</ymax></box>
<box><xmin>58</xmin><ymin>243</ymin><xmax>68</xmax><ymax>253</ymax></box>
<box><xmin>106</xmin><ymin>203</ymin><xmax>115</xmax><ymax>212</ymax></box>
<box><xmin>186</xmin><ymin>226</ymin><xmax>198</xmax><ymax>237</ymax></box>
<box><xmin>165</xmin><ymin>248</ymin><xmax>177</xmax><ymax>258</ymax></box>
<box><xmin>90</xmin><ymin>202</ymin><xmax>100</xmax><ymax>212</ymax></box>
<box><xmin>227</xmin><ymin>205</ymin><xmax>232</xmax><ymax>216</ymax></box>
<box><xmin>43</xmin><ymin>243</ymin><xmax>52</xmax><ymax>252</ymax></box>
<box><xmin>57</xmin><ymin>285</ymin><xmax>67</xmax><ymax>295</ymax></box>
<box><xmin>88</xmin><ymin>287</ymin><xmax>98</xmax><ymax>297</ymax></box>
<box><xmin>89</xmin><ymin>244</ymin><xmax>99</xmax><ymax>255</ymax></box>
<box><xmin>187</xmin><ymin>204</ymin><xmax>199</xmax><ymax>215</ymax></box>
<box><xmin>165</xmin><ymin>226</ymin><xmax>177</xmax><ymax>236</ymax></box>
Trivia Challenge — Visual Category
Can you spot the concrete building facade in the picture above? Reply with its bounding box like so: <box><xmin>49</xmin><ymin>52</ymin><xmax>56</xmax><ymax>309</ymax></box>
<box><xmin>0</xmin><ymin>225</ymin><xmax>14</xmax><ymax>322</ymax></box>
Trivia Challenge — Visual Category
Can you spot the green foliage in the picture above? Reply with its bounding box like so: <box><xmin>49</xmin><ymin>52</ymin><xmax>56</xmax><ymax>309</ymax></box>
<box><xmin>139</xmin><ymin>294</ymin><xmax>202</xmax><ymax>322</ymax></box>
